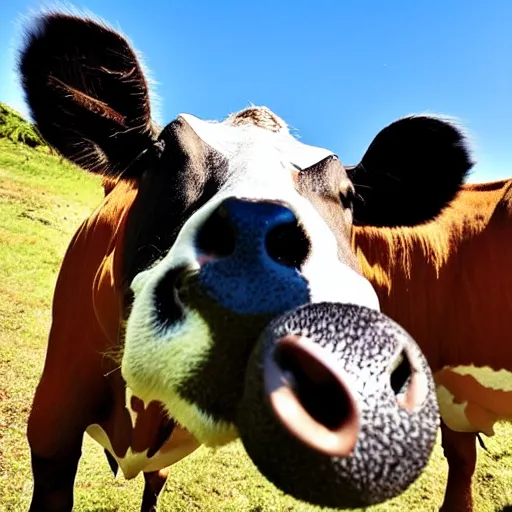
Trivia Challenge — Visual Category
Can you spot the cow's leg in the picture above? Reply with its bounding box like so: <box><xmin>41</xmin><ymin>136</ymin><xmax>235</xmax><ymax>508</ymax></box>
<box><xmin>440</xmin><ymin>422</ymin><xmax>477</xmax><ymax>512</ymax></box>
<box><xmin>141</xmin><ymin>468</ymin><xmax>170</xmax><ymax>512</ymax></box>
<box><xmin>29</xmin><ymin>440</ymin><xmax>82</xmax><ymax>512</ymax></box>
<box><xmin>26</xmin><ymin>376</ymin><xmax>96</xmax><ymax>512</ymax></box>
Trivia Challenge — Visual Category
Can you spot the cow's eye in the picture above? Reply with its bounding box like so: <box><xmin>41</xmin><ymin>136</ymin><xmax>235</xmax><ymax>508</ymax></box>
<box><xmin>339</xmin><ymin>187</ymin><xmax>355</xmax><ymax>210</ymax></box>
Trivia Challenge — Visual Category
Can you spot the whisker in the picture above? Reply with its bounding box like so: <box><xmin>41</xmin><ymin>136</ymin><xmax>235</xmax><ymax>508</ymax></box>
<box><xmin>103</xmin><ymin>365</ymin><xmax>121</xmax><ymax>377</ymax></box>
<box><xmin>352</xmin><ymin>183</ymin><xmax>373</xmax><ymax>190</ymax></box>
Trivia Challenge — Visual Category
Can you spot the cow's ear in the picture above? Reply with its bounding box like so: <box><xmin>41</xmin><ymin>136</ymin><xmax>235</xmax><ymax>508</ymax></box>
<box><xmin>347</xmin><ymin>116</ymin><xmax>473</xmax><ymax>227</ymax></box>
<box><xmin>19</xmin><ymin>12</ymin><xmax>157</xmax><ymax>177</ymax></box>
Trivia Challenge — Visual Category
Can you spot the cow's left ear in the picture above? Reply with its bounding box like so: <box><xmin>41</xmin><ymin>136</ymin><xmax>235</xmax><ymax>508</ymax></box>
<box><xmin>347</xmin><ymin>115</ymin><xmax>473</xmax><ymax>227</ymax></box>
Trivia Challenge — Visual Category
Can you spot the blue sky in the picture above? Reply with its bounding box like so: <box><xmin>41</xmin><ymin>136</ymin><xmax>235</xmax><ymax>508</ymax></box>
<box><xmin>1</xmin><ymin>1</ymin><xmax>511</xmax><ymax>182</ymax></box>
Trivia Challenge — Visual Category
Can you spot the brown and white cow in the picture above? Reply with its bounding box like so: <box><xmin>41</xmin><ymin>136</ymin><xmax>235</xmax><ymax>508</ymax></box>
<box><xmin>354</xmin><ymin>179</ymin><xmax>512</xmax><ymax>511</ymax></box>
<box><xmin>19</xmin><ymin>12</ymin><xmax>472</xmax><ymax>512</ymax></box>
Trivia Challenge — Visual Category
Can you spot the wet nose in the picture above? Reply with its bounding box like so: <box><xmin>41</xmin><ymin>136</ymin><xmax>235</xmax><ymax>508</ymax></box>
<box><xmin>195</xmin><ymin>197</ymin><xmax>311</xmax><ymax>315</ymax></box>
<box><xmin>236</xmin><ymin>302</ymin><xmax>440</xmax><ymax>509</ymax></box>
<box><xmin>265</xmin><ymin>334</ymin><xmax>360</xmax><ymax>457</ymax></box>
<box><xmin>196</xmin><ymin>197</ymin><xmax>310</xmax><ymax>268</ymax></box>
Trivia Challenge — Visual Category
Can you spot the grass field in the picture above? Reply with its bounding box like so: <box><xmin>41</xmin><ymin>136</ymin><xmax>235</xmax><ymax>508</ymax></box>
<box><xmin>1</xmin><ymin>116</ymin><xmax>512</xmax><ymax>511</ymax></box>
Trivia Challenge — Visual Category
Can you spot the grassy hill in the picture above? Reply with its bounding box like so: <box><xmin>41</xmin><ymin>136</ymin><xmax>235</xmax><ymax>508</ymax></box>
<box><xmin>1</xmin><ymin>103</ymin><xmax>511</xmax><ymax>511</ymax></box>
<box><xmin>0</xmin><ymin>103</ymin><xmax>45</xmax><ymax>149</ymax></box>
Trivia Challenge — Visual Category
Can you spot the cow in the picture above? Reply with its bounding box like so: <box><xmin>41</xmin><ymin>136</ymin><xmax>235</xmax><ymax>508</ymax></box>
<box><xmin>353</xmin><ymin>178</ymin><xmax>512</xmax><ymax>511</ymax></box>
<box><xmin>19</xmin><ymin>11</ymin><xmax>472</xmax><ymax>512</ymax></box>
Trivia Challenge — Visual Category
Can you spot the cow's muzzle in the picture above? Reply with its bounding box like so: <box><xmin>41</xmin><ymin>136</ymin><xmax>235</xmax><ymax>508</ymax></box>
<box><xmin>236</xmin><ymin>302</ymin><xmax>439</xmax><ymax>509</ymax></box>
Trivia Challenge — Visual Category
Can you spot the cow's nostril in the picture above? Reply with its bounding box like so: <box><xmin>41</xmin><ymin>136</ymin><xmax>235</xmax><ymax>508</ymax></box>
<box><xmin>274</xmin><ymin>342</ymin><xmax>352</xmax><ymax>430</ymax></box>
<box><xmin>195</xmin><ymin>205</ymin><xmax>236</xmax><ymax>259</ymax></box>
<box><xmin>154</xmin><ymin>267</ymin><xmax>187</xmax><ymax>327</ymax></box>
<box><xmin>265</xmin><ymin>221</ymin><xmax>310</xmax><ymax>269</ymax></box>
<box><xmin>389</xmin><ymin>348</ymin><xmax>429</xmax><ymax>412</ymax></box>
<box><xmin>390</xmin><ymin>349</ymin><xmax>413</xmax><ymax>397</ymax></box>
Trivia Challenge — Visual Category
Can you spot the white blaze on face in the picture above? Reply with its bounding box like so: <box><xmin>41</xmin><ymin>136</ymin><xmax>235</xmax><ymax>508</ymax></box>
<box><xmin>122</xmin><ymin>110</ymin><xmax>380</xmax><ymax>447</ymax></box>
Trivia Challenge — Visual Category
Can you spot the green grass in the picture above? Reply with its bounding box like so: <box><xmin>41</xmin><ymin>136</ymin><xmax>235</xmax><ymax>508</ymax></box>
<box><xmin>1</xmin><ymin>110</ymin><xmax>512</xmax><ymax>511</ymax></box>
<box><xmin>0</xmin><ymin>103</ymin><xmax>45</xmax><ymax>149</ymax></box>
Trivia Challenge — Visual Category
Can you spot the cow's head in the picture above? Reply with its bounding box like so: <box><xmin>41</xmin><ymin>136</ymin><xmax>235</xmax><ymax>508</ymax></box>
<box><xmin>19</xmin><ymin>13</ymin><xmax>472</xmax><ymax>447</ymax></box>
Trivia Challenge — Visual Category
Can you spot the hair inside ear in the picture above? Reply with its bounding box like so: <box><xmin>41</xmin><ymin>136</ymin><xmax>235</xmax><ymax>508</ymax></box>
<box><xmin>19</xmin><ymin>12</ymin><xmax>157</xmax><ymax>176</ymax></box>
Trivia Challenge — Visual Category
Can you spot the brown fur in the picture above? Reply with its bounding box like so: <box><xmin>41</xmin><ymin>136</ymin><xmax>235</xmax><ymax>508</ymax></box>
<box><xmin>227</xmin><ymin>106</ymin><xmax>287</xmax><ymax>132</ymax></box>
<box><xmin>353</xmin><ymin>179</ymin><xmax>512</xmax><ymax>511</ymax></box>
<box><xmin>27</xmin><ymin>178</ymin><xmax>188</xmax><ymax>486</ymax></box>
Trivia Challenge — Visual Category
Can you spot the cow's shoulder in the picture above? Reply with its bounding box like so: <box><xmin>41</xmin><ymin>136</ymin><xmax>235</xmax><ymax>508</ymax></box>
<box><xmin>353</xmin><ymin>178</ymin><xmax>512</xmax><ymax>294</ymax></box>
<box><xmin>50</xmin><ymin>178</ymin><xmax>138</xmax><ymax>354</ymax></box>
<box><xmin>489</xmin><ymin>179</ymin><xmax>512</xmax><ymax>220</ymax></box>
<box><xmin>427</xmin><ymin>179</ymin><xmax>512</xmax><ymax>246</ymax></box>
<box><xmin>450</xmin><ymin>179</ymin><xmax>512</xmax><ymax>241</ymax></box>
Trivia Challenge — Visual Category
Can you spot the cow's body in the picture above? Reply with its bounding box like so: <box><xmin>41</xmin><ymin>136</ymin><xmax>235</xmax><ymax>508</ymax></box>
<box><xmin>354</xmin><ymin>179</ymin><xmax>512</xmax><ymax>511</ymax></box>
<box><xmin>28</xmin><ymin>177</ymin><xmax>197</xmax><ymax>506</ymax></box>
<box><xmin>19</xmin><ymin>11</ymin><xmax>473</xmax><ymax>512</ymax></box>
<box><xmin>42</xmin><ymin>177</ymin><xmax>200</xmax><ymax>479</ymax></box>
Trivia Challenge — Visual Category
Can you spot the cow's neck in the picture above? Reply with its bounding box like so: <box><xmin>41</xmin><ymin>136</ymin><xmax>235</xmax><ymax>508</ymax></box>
<box><xmin>353</xmin><ymin>181</ymin><xmax>512</xmax><ymax>373</ymax></box>
<box><xmin>352</xmin><ymin>201</ymin><xmax>491</xmax><ymax>372</ymax></box>
<box><xmin>353</xmin><ymin>181</ymin><xmax>512</xmax><ymax>436</ymax></box>
<box><xmin>353</xmin><ymin>224</ymin><xmax>445</xmax><ymax>369</ymax></box>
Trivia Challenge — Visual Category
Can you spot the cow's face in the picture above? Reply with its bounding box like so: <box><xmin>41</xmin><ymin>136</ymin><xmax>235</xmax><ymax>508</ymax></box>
<box><xmin>119</xmin><ymin>109</ymin><xmax>379</xmax><ymax>445</ymax></box>
<box><xmin>20</xmin><ymin>13</ymin><xmax>472</xmax><ymax>447</ymax></box>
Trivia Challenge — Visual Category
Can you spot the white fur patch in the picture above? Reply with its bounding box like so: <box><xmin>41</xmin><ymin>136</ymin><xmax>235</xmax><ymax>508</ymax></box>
<box><xmin>180</xmin><ymin>113</ymin><xmax>333</xmax><ymax>170</ymax></box>
<box><xmin>450</xmin><ymin>365</ymin><xmax>512</xmax><ymax>392</ymax></box>
<box><xmin>85</xmin><ymin>423</ymin><xmax>199</xmax><ymax>480</ymax></box>
<box><xmin>435</xmin><ymin>364</ymin><xmax>512</xmax><ymax>436</ymax></box>
<box><xmin>435</xmin><ymin>385</ymin><xmax>474</xmax><ymax>433</ymax></box>
<box><xmin>125</xmin><ymin>386</ymin><xmax>138</xmax><ymax>428</ymax></box>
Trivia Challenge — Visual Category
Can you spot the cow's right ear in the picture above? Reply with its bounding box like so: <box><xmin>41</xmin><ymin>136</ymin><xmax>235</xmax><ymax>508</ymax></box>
<box><xmin>347</xmin><ymin>115</ymin><xmax>473</xmax><ymax>227</ymax></box>
<box><xmin>19</xmin><ymin>12</ymin><xmax>157</xmax><ymax>177</ymax></box>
